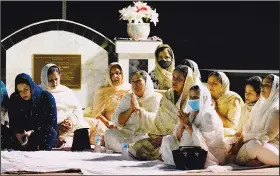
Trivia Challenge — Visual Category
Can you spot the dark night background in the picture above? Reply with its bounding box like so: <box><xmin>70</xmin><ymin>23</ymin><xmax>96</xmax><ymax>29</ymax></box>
<box><xmin>1</xmin><ymin>1</ymin><xmax>279</xmax><ymax>97</ymax></box>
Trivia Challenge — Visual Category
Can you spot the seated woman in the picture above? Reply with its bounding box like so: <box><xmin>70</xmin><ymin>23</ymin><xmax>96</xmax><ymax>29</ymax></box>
<box><xmin>149</xmin><ymin>44</ymin><xmax>175</xmax><ymax>90</ymax></box>
<box><xmin>207</xmin><ymin>71</ymin><xmax>244</xmax><ymax>136</ymax></box>
<box><xmin>1</xmin><ymin>81</ymin><xmax>17</xmax><ymax>150</ymax></box>
<box><xmin>235</xmin><ymin>76</ymin><xmax>262</xmax><ymax>136</ymax></box>
<box><xmin>9</xmin><ymin>73</ymin><xmax>58</xmax><ymax>151</ymax></box>
<box><xmin>40</xmin><ymin>63</ymin><xmax>89</xmax><ymax>147</ymax></box>
<box><xmin>129</xmin><ymin>65</ymin><xmax>196</xmax><ymax>160</ymax></box>
<box><xmin>160</xmin><ymin>84</ymin><xmax>227</xmax><ymax>167</ymax></box>
<box><xmin>235</xmin><ymin>74</ymin><xmax>279</xmax><ymax>166</ymax></box>
<box><xmin>1</xmin><ymin>81</ymin><xmax>9</xmax><ymax>127</ymax></box>
<box><xmin>104</xmin><ymin>70</ymin><xmax>162</xmax><ymax>153</ymax></box>
<box><xmin>180</xmin><ymin>58</ymin><xmax>210</xmax><ymax>110</ymax></box>
<box><xmin>84</xmin><ymin>62</ymin><xmax>131</xmax><ymax>145</ymax></box>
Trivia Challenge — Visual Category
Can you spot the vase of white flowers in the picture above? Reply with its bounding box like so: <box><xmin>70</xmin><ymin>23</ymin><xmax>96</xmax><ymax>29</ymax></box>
<box><xmin>119</xmin><ymin>1</ymin><xmax>159</xmax><ymax>39</ymax></box>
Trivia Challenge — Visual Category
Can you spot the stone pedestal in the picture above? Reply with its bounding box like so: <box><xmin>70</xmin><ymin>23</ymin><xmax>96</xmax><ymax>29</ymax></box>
<box><xmin>115</xmin><ymin>40</ymin><xmax>162</xmax><ymax>82</ymax></box>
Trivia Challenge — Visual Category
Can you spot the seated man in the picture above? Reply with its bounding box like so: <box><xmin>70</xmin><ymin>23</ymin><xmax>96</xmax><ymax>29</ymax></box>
<box><xmin>84</xmin><ymin>62</ymin><xmax>131</xmax><ymax>144</ymax></box>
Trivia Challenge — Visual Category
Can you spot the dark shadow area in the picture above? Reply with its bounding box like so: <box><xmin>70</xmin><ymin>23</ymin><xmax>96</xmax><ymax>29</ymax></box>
<box><xmin>83</xmin><ymin>155</ymin><xmax>122</xmax><ymax>161</ymax></box>
<box><xmin>1</xmin><ymin>1</ymin><xmax>279</xmax><ymax>70</ymax></box>
<box><xmin>119</xmin><ymin>161</ymin><xmax>185</xmax><ymax>172</ymax></box>
<box><xmin>120</xmin><ymin>160</ymin><xmax>162</xmax><ymax>168</ymax></box>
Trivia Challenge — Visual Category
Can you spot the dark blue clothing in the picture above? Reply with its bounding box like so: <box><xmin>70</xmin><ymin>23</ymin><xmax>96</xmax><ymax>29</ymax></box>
<box><xmin>8</xmin><ymin>73</ymin><xmax>58</xmax><ymax>151</ymax></box>
<box><xmin>1</xmin><ymin>80</ymin><xmax>9</xmax><ymax>125</ymax></box>
<box><xmin>1</xmin><ymin>81</ymin><xmax>9</xmax><ymax>110</ymax></box>
<box><xmin>1</xmin><ymin>80</ymin><xmax>15</xmax><ymax>150</ymax></box>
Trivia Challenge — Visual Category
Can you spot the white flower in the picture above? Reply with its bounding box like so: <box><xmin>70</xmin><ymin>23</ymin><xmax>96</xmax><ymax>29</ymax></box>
<box><xmin>119</xmin><ymin>1</ymin><xmax>159</xmax><ymax>26</ymax></box>
<box><xmin>150</xmin><ymin>9</ymin><xmax>159</xmax><ymax>26</ymax></box>
<box><xmin>133</xmin><ymin>1</ymin><xmax>148</xmax><ymax>9</ymax></box>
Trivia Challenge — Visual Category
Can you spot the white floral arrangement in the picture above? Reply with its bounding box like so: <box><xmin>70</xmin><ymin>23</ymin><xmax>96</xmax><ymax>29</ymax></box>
<box><xmin>119</xmin><ymin>1</ymin><xmax>159</xmax><ymax>26</ymax></box>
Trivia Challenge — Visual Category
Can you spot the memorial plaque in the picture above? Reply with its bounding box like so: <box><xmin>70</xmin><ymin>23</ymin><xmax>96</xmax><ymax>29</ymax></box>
<box><xmin>33</xmin><ymin>54</ymin><xmax>81</xmax><ymax>89</ymax></box>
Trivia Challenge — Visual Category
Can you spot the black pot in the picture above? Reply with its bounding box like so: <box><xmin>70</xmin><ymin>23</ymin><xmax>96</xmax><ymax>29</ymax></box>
<box><xmin>71</xmin><ymin>128</ymin><xmax>91</xmax><ymax>151</ymax></box>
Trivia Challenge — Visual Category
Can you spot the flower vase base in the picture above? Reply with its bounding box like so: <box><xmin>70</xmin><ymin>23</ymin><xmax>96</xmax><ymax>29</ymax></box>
<box><xmin>127</xmin><ymin>23</ymin><xmax>150</xmax><ymax>40</ymax></box>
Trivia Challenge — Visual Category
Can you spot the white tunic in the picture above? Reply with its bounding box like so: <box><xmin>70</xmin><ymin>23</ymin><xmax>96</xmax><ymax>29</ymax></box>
<box><xmin>105</xmin><ymin>73</ymin><xmax>162</xmax><ymax>153</ymax></box>
<box><xmin>160</xmin><ymin>83</ymin><xmax>227</xmax><ymax>168</ymax></box>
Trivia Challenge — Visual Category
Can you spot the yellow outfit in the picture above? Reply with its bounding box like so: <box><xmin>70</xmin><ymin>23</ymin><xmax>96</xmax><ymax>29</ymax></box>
<box><xmin>213</xmin><ymin>72</ymin><xmax>244</xmax><ymax>136</ymax></box>
<box><xmin>83</xmin><ymin>62</ymin><xmax>131</xmax><ymax>144</ymax></box>
<box><xmin>149</xmin><ymin>44</ymin><xmax>175</xmax><ymax>90</ymax></box>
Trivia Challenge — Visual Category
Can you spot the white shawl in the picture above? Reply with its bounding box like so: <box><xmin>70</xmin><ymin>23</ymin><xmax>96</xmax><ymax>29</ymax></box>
<box><xmin>188</xmin><ymin>59</ymin><xmax>201</xmax><ymax>80</ymax></box>
<box><xmin>39</xmin><ymin>63</ymin><xmax>88</xmax><ymax>128</ymax></box>
<box><xmin>112</xmin><ymin>72</ymin><xmax>162</xmax><ymax>136</ymax></box>
<box><xmin>242</xmin><ymin>74</ymin><xmax>279</xmax><ymax>144</ymax></box>
<box><xmin>176</xmin><ymin>83</ymin><xmax>227</xmax><ymax>166</ymax></box>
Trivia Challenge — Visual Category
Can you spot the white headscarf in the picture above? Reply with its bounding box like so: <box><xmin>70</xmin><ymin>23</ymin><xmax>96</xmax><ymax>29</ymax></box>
<box><xmin>254</xmin><ymin>74</ymin><xmax>279</xmax><ymax>118</ymax></box>
<box><xmin>40</xmin><ymin>63</ymin><xmax>72</xmax><ymax>94</ymax></box>
<box><xmin>174</xmin><ymin>66</ymin><xmax>197</xmax><ymax>110</ymax></box>
<box><xmin>192</xmin><ymin>84</ymin><xmax>212</xmax><ymax>116</ymax></box>
<box><xmin>190</xmin><ymin>60</ymin><xmax>201</xmax><ymax>80</ymax></box>
<box><xmin>40</xmin><ymin>63</ymin><xmax>59</xmax><ymax>90</ymax></box>
<box><xmin>39</xmin><ymin>63</ymin><xmax>84</xmax><ymax>125</ymax></box>
<box><xmin>243</xmin><ymin>74</ymin><xmax>279</xmax><ymax>142</ymax></box>
<box><xmin>181</xmin><ymin>59</ymin><xmax>201</xmax><ymax>80</ymax></box>
<box><xmin>213</xmin><ymin>71</ymin><xmax>244</xmax><ymax>110</ymax></box>
<box><xmin>194</xmin><ymin>84</ymin><xmax>227</xmax><ymax>165</ymax></box>
<box><xmin>183</xmin><ymin>69</ymin><xmax>210</xmax><ymax>114</ymax></box>
<box><xmin>178</xmin><ymin>83</ymin><xmax>227</xmax><ymax>165</ymax></box>
<box><xmin>103</xmin><ymin>62</ymin><xmax>130</xmax><ymax>90</ymax></box>
<box><xmin>133</xmin><ymin>70</ymin><xmax>155</xmax><ymax>100</ymax></box>
<box><xmin>112</xmin><ymin>71</ymin><xmax>156</xmax><ymax>127</ymax></box>
<box><xmin>218</xmin><ymin>72</ymin><xmax>230</xmax><ymax>96</ymax></box>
